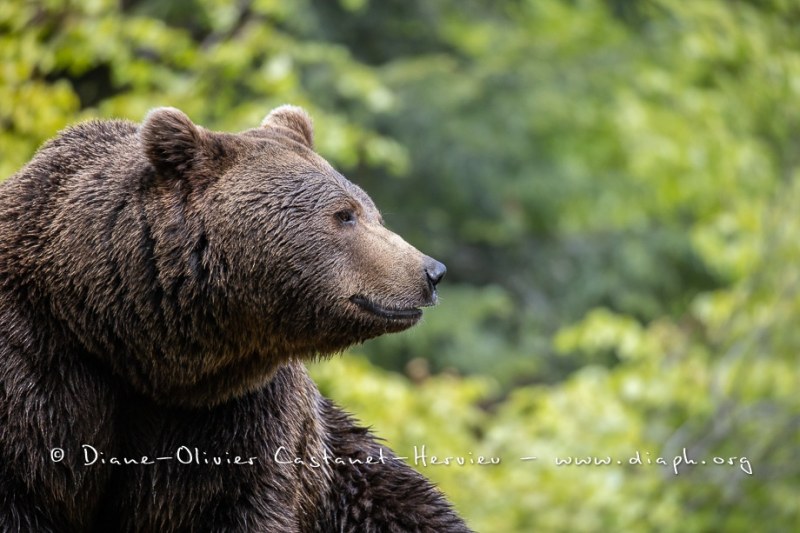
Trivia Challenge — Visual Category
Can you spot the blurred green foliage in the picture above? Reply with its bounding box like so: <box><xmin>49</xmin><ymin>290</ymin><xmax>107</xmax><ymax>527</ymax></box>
<box><xmin>2</xmin><ymin>0</ymin><xmax>798</xmax><ymax>531</ymax></box>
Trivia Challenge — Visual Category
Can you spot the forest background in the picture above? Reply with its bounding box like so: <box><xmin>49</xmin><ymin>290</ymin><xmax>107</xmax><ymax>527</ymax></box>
<box><xmin>1</xmin><ymin>0</ymin><xmax>798</xmax><ymax>531</ymax></box>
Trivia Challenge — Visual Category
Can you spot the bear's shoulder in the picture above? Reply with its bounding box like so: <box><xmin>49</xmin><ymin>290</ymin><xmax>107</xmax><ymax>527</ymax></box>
<box><xmin>13</xmin><ymin>119</ymin><xmax>140</xmax><ymax>187</ymax></box>
<box><xmin>49</xmin><ymin>118</ymin><xmax>138</xmax><ymax>147</ymax></box>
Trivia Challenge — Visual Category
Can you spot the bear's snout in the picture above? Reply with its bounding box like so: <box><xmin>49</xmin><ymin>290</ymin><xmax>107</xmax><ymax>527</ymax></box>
<box><xmin>424</xmin><ymin>257</ymin><xmax>447</xmax><ymax>290</ymax></box>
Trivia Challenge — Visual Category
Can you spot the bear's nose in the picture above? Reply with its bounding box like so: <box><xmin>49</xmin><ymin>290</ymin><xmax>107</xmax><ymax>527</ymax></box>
<box><xmin>424</xmin><ymin>257</ymin><xmax>447</xmax><ymax>288</ymax></box>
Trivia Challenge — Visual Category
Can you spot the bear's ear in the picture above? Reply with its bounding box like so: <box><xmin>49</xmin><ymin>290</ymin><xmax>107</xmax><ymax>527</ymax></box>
<box><xmin>141</xmin><ymin>107</ymin><xmax>230</xmax><ymax>181</ymax></box>
<box><xmin>260</xmin><ymin>105</ymin><xmax>314</xmax><ymax>149</ymax></box>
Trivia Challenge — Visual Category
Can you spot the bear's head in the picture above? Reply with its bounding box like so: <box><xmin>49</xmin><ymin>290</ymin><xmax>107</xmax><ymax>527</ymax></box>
<box><xmin>133</xmin><ymin>106</ymin><xmax>445</xmax><ymax>404</ymax></box>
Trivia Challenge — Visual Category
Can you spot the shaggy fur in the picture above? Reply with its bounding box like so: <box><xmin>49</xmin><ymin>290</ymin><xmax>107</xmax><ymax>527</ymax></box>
<box><xmin>0</xmin><ymin>106</ymin><xmax>468</xmax><ymax>532</ymax></box>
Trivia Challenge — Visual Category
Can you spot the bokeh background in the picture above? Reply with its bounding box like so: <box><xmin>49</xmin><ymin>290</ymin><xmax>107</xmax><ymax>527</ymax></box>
<box><xmin>2</xmin><ymin>0</ymin><xmax>798</xmax><ymax>531</ymax></box>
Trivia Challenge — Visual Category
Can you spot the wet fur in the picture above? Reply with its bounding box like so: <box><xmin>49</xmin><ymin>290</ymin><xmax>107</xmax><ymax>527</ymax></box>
<box><xmin>0</xmin><ymin>107</ymin><xmax>469</xmax><ymax>531</ymax></box>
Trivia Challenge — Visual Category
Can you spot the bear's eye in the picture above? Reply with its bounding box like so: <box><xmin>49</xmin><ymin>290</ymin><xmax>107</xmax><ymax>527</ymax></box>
<box><xmin>335</xmin><ymin>209</ymin><xmax>357</xmax><ymax>227</ymax></box>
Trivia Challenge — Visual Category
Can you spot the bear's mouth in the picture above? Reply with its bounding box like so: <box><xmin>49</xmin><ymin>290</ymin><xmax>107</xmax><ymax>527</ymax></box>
<box><xmin>349</xmin><ymin>296</ymin><xmax>424</xmax><ymax>321</ymax></box>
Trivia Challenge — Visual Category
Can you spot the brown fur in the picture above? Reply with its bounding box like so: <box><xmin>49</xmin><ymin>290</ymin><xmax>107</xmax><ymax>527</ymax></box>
<box><xmin>0</xmin><ymin>107</ymin><xmax>466</xmax><ymax>531</ymax></box>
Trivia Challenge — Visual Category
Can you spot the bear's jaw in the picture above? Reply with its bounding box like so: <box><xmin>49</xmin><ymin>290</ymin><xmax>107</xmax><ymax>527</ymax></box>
<box><xmin>349</xmin><ymin>295</ymin><xmax>424</xmax><ymax>322</ymax></box>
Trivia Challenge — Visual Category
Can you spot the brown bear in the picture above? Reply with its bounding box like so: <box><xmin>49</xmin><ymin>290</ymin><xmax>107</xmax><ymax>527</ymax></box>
<box><xmin>0</xmin><ymin>106</ymin><xmax>471</xmax><ymax>532</ymax></box>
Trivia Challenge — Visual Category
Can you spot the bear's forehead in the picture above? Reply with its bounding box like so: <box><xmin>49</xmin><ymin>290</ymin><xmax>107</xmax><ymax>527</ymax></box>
<box><xmin>343</xmin><ymin>179</ymin><xmax>377</xmax><ymax>213</ymax></box>
<box><xmin>236</xmin><ymin>131</ymin><xmax>380</xmax><ymax>217</ymax></box>
<box><xmin>322</xmin><ymin>169</ymin><xmax>381</xmax><ymax>221</ymax></box>
<box><xmin>319</xmin><ymin>167</ymin><xmax>380</xmax><ymax>216</ymax></box>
